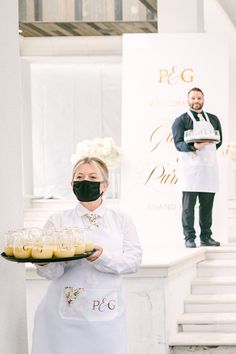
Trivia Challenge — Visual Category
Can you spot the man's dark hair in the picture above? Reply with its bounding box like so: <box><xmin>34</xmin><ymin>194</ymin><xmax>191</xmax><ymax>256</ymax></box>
<box><xmin>188</xmin><ymin>87</ymin><xmax>204</xmax><ymax>96</ymax></box>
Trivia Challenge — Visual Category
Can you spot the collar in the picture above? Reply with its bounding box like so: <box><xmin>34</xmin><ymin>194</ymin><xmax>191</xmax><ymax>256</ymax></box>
<box><xmin>190</xmin><ymin>109</ymin><xmax>203</xmax><ymax>116</ymax></box>
<box><xmin>188</xmin><ymin>110</ymin><xmax>210</xmax><ymax>123</ymax></box>
<box><xmin>75</xmin><ymin>201</ymin><xmax>106</xmax><ymax>218</ymax></box>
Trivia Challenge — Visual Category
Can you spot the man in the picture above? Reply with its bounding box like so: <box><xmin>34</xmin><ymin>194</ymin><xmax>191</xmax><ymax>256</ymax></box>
<box><xmin>172</xmin><ymin>87</ymin><xmax>222</xmax><ymax>248</ymax></box>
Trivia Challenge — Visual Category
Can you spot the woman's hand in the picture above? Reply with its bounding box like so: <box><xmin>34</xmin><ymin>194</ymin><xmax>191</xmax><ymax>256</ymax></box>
<box><xmin>86</xmin><ymin>245</ymin><xmax>103</xmax><ymax>262</ymax></box>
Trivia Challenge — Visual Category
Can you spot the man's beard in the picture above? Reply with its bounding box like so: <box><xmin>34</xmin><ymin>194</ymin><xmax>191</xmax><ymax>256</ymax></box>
<box><xmin>189</xmin><ymin>102</ymin><xmax>204</xmax><ymax>111</ymax></box>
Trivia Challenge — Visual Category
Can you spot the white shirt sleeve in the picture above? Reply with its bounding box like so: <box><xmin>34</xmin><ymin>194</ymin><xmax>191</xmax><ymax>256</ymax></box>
<box><xmin>91</xmin><ymin>213</ymin><xmax>142</xmax><ymax>275</ymax></box>
<box><xmin>35</xmin><ymin>262</ymin><xmax>66</xmax><ymax>280</ymax></box>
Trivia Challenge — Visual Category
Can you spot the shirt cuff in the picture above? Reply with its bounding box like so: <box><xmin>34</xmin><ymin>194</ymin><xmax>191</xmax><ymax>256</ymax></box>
<box><xmin>91</xmin><ymin>249</ymin><xmax>108</xmax><ymax>266</ymax></box>
<box><xmin>188</xmin><ymin>143</ymin><xmax>197</xmax><ymax>151</ymax></box>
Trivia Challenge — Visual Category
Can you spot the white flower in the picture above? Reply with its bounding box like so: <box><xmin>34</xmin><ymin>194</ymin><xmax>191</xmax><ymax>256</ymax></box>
<box><xmin>71</xmin><ymin>137</ymin><xmax>122</xmax><ymax>168</ymax></box>
<box><xmin>227</xmin><ymin>142</ymin><xmax>236</xmax><ymax>161</ymax></box>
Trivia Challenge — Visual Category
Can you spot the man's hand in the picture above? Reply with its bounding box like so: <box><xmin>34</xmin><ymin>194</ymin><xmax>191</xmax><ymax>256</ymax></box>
<box><xmin>194</xmin><ymin>141</ymin><xmax>214</xmax><ymax>150</ymax></box>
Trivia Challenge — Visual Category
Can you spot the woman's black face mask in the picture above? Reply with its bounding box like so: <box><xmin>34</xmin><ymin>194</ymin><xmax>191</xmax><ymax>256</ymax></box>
<box><xmin>73</xmin><ymin>180</ymin><xmax>103</xmax><ymax>202</ymax></box>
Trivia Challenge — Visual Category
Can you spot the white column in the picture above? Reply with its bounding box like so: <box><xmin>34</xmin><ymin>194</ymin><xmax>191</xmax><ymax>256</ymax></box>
<box><xmin>21</xmin><ymin>59</ymin><xmax>34</xmax><ymax>205</ymax></box>
<box><xmin>158</xmin><ymin>0</ymin><xmax>204</xmax><ymax>33</ymax></box>
<box><xmin>0</xmin><ymin>1</ymin><xmax>28</xmax><ymax>354</ymax></box>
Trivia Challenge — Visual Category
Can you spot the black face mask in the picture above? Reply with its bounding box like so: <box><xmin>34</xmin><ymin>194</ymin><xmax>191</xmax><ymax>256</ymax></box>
<box><xmin>73</xmin><ymin>180</ymin><xmax>103</xmax><ymax>202</ymax></box>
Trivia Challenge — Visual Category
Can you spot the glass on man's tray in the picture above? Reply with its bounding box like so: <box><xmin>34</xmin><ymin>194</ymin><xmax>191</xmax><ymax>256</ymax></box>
<box><xmin>184</xmin><ymin>129</ymin><xmax>220</xmax><ymax>144</ymax></box>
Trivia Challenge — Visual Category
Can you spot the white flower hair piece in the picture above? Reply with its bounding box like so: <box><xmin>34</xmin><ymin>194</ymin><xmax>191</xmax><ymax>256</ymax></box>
<box><xmin>71</xmin><ymin>137</ymin><xmax>122</xmax><ymax>168</ymax></box>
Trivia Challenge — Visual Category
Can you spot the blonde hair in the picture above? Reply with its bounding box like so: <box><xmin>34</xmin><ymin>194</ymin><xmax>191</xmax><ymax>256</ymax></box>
<box><xmin>72</xmin><ymin>157</ymin><xmax>109</xmax><ymax>183</ymax></box>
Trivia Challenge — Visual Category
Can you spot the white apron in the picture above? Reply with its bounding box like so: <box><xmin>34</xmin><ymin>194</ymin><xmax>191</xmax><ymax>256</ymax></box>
<box><xmin>178</xmin><ymin>110</ymin><xmax>219</xmax><ymax>192</ymax></box>
<box><xmin>31</xmin><ymin>210</ymin><xmax>128</xmax><ymax>354</ymax></box>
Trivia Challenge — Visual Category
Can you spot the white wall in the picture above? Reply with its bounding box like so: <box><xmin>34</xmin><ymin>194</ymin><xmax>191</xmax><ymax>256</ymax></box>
<box><xmin>158</xmin><ymin>0</ymin><xmax>204</xmax><ymax>33</ymax></box>
<box><xmin>203</xmin><ymin>0</ymin><xmax>236</xmax><ymax>242</ymax></box>
<box><xmin>204</xmin><ymin>0</ymin><xmax>236</xmax><ymax>142</ymax></box>
<box><xmin>21</xmin><ymin>59</ymin><xmax>34</xmax><ymax>199</ymax></box>
<box><xmin>0</xmin><ymin>1</ymin><xmax>28</xmax><ymax>354</ymax></box>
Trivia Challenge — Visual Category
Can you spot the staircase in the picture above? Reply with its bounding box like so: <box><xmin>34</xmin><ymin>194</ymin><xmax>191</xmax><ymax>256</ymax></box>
<box><xmin>170</xmin><ymin>247</ymin><xmax>236</xmax><ymax>353</ymax></box>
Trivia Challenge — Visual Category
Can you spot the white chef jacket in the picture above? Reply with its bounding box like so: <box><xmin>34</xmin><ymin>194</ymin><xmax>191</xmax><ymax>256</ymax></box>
<box><xmin>31</xmin><ymin>201</ymin><xmax>142</xmax><ymax>354</ymax></box>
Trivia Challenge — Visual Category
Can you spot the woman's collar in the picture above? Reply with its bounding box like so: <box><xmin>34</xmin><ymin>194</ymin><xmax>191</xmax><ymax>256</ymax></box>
<box><xmin>75</xmin><ymin>200</ymin><xmax>106</xmax><ymax>217</ymax></box>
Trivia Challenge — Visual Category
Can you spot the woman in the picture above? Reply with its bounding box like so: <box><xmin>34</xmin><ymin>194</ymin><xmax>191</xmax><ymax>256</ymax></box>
<box><xmin>31</xmin><ymin>157</ymin><xmax>142</xmax><ymax>354</ymax></box>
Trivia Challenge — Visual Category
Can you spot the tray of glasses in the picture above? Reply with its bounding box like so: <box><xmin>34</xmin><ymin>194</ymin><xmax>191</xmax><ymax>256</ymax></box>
<box><xmin>184</xmin><ymin>137</ymin><xmax>220</xmax><ymax>144</ymax></box>
<box><xmin>1</xmin><ymin>250</ymin><xmax>95</xmax><ymax>263</ymax></box>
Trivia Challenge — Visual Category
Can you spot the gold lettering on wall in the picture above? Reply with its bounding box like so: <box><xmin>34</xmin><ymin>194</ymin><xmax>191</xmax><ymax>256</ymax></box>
<box><xmin>147</xmin><ymin>203</ymin><xmax>180</xmax><ymax>211</ymax></box>
<box><xmin>142</xmin><ymin>123</ymin><xmax>179</xmax><ymax>188</ymax></box>
<box><xmin>144</xmin><ymin>162</ymin><xmax>178</xmax><ymax>186</ymax></box>
<box><xmin>181</xmin><ymin>68</ymin><xmax>194</xmax><ymax>83</ymax></box>
<box><xmin>150</xmin><ymin>125</ymin><xmax>173</xmax><ymax>152</ymax></box>
<box><xmin>149</xmin><ymin>99</ymin><xmax>187</xmax><ymax>108</ymax></box>
<box><xmin>159</xmin><ymin>66</ymin><xmax>194</xmax><ymax>85</ymax></box>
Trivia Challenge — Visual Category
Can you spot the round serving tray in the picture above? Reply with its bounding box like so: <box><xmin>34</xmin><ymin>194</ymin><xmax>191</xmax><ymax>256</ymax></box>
<box><xmin>184</xmin><ymin>138</ymin><xmax>220</xmax><ymax>144</ymax></box>
<box><xmin>1</xmin><ymin>250</ymin><xmax>95</xmax><ymax>263</ymax></box>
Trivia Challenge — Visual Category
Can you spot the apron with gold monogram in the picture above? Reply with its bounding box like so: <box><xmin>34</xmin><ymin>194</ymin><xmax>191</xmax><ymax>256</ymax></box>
<box><xmin>32</xmin><ymin>212</ymin><xmax>128</xmax><ymax>354</ymax></box>
<box><xmin>178</xmin><ymin>110</ymin><xmax>219</xmax><ymax>192</ymax></box>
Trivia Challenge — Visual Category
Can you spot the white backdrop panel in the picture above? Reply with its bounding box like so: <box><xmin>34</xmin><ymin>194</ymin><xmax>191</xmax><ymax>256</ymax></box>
<box><xmin>121</xmin><ymin>33</ymin><xmax>228</xmax><ymax>249</ymax></box>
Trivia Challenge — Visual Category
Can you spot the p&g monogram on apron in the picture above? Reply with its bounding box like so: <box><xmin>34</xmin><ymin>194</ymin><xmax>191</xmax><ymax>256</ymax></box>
<box><xmin>179</xmin><ymin>110</ymin><xmax>219</xmax><ymax>193</ymax></box>
<box><xmin>60</xmin><ymin>287</ymin><xmax>118</xmax><ymax>321</ymax></box>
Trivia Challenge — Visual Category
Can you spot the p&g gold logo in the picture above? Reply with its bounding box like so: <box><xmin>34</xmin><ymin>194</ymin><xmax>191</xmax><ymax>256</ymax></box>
<box><xmin>159</xmin><ymin>66</ymin><xmax>194</xmax><ymax>85</ymax></box>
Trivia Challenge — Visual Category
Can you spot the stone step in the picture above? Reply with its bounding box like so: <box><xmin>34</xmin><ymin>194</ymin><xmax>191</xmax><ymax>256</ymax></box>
<box><xmin>169</xmin><ymin>332</ymin><xmax>236</xmax><ymax>346</ymax></box>
<box><xmin>170</xmin><ymin>346</ymin><xmax>236</xmax><ymax>354</ymax></box>
<box><xmin>206</xmin><ymin>246</ymin><xmax>236</xmax><ymax>260</ymax></box>
<box><xmin>197</xmin><ymin>260</ymin><xmax>236</xmax><ymax>277</ymax></box>
<box><xmin>23</xmin><ymin>209</ymin><xmax>56</xmax><ymax>227</ymax></box>
<box><xmin>24</xmin><ymin>218</ymin><xmax>46</xmax><ymax>228</ymax></box>
<box><xmin>192</xmin><ymin>276</ymin><xmax>236</xmax><ymax>294</ymax></box>
<box><xmin>23</xmin><ymin>198</ymin><xmax>120</xmax><ymax>228</ymax></box>
<box><xmin>178</xmin><ymin>313</ymin><xmax>236</xmax><ymax>332</ymax></box>
<box><xmin>24</xmin><ymin>208</ymin><xmax>64</xmax><ymax>219</ymax></box>
<box><xmin>24</xmin><ymin>198</ymin><xmax>119</xmax><ymax>221</ymax></box>
<box><xmin>185</xmin><ymin>294</ymin><xmax>236</xmax><ymax>313</ymax></box>
<box><xmin>28</xmin><ymin>198</ymin><xmax>117</xmax><ymax>209</ymax></box>
<box><xmin>29</xmin><ymin>198</ymin><xmax>77</xmax><ymax>209</ymax></box>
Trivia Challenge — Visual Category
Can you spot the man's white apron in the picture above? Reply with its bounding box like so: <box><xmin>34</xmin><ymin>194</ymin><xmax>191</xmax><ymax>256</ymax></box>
<box><xmin>178</xmin><ymin>110</ymin><xmax>219</xmax><ymax>193</ymax></box>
